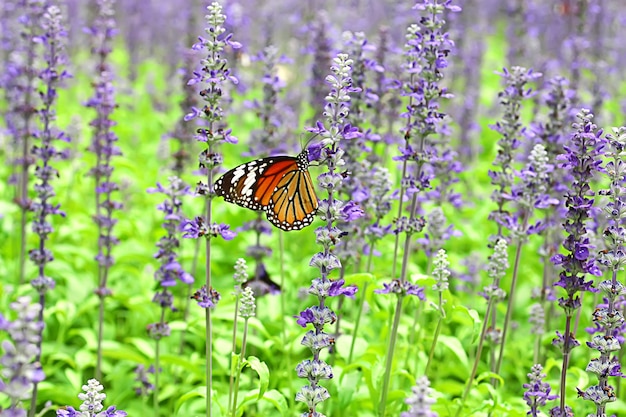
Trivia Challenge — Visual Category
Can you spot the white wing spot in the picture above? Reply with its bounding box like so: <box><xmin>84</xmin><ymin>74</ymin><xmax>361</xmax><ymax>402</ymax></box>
<box><xmin>240</xmin><ymin>171</ymin><xmax>258</xmax><ymax>197</ymax></box>
<box><xmin>232</xmin><ymin>166</ymin><xmax>247</xmax><ymax>182</ymax></box>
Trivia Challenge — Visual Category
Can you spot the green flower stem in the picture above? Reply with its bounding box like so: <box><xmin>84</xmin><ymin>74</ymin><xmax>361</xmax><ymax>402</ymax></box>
<box><xmin>205</xmin><ymin>144</ymin><xmax>214</xmax><ymax>417</ymax></box>
<box><xmin>231</xmin><ymin>317</ymin><xmax>250</xmax><ymax>417</ymax></box>
<box><xmin>409</xmin><ymin>256</ymin><xmax>434</xmax><ymax>373</ymax></box>
<box><xmin>154</xmin><ymin>330</ymin><xmax>162</xmax><ymax>417</ymax></box>
<box><xmin>379</xmin><ymin>193</ymin><xmax>418</xmax><ymax>417</ymax></box>
<box><xmin>348</xmin><ymin>244</ymin><xmax>376</xmax><ymax>363</ymax></box>
<box><xmin>27</xmin><ymin>293</ymin><xmax>45</xmax><ymax>417</ymax></box>
<box><xmin>494</xmin><ymin>238</ymin><xmax>523</xmax><ymax>376</ymax></box>
<box><xmin>278</xmin><ymin>231</ymin><xmax>294</xmax><ymax>407</ymax></box>
<box><xmin>378</xmin><ymin>294</ymin><xmax>404</xmax><ymax>417</ymax></box>
<box><xmin>179</xmin><ymin>237</ymin><xmax>201</xmax><ymax>355</ymax></box>
<box><xmin>456</xmin><ymin>300</ymin><xmax>496</xmax><ymax>417</ymax></box>
<box><xmin>425</xmin><ymin>292</ymin><xmax>445</xmax><ymax>376</ymax></box>
<box><xmin>228</xmin><ymin>291</ymin><xmax>241</xmax><ymax>414</ymax></box>
<box><xmin>559</xmin><ymin>314</ymin><xmax>574</xmax><ymax>413</ymax></box>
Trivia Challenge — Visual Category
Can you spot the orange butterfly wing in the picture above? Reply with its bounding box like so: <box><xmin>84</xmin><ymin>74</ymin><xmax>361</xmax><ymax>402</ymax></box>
<box><xmin>214</xmin><ymin>151</ymin><xmax>318</xmax><ymax>231</ymax></box>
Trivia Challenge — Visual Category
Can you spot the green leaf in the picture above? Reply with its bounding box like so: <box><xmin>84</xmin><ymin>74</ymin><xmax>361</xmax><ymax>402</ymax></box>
<box><xmin>244</xmin><ymin>356</ymin><xmax>270</xmax><ymax>399</ymax></box>
<box><xmin>174</xmin><ymin>386</ymin><xmax>205</xmax><ymax>413</ymax></box>
<box><xmin>437</xmin><ymin>335</ymin><xmax>469</xmax><ymax>369</ymax></box>
<box><xmin>343</xmin><ymin>272</ymin><xmax>375</xmax><ymax>286</ymax></box>
<box><xmin>237</xmin><ymin>388</ymin><xmax>289</xmax><ymax>417</ymax></box>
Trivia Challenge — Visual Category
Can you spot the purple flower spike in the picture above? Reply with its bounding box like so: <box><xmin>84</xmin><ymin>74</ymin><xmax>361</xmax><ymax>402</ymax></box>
<box><xmin>191</xmin><ymin>285</ymin><xmax>221</xmax><ymax>309</ymax></box>
<box><xmin>296</xmin><ymin>52</ymin><xmax>360</xmax><ymax>415</ymax></box>
<box><xmin>550</xmin><ymin>109</ymin><xmax>605</xmax><ymax>415</ymax></box>
<box><xmin>523</xmin><ymin>364</ymin><xmax>558</xmax><ymax>415</ymax></box>
<box><xmin>0</xmin><ymin>298</ymin><xmax>45</xmax><ymax>413</ymax></box>
<box><xmin>375</xmin><ymin>279</ymin><xmax>425</xmax><ymax>300</ymax></box>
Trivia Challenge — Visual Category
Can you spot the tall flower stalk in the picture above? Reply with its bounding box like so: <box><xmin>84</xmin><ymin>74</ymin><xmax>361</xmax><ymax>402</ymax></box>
<box><xmin>230</xmin><ymin>286</ymin><xmax>255</xmax><ymax>417</ymax></box>
<box><xmin>228</xmin><ymin>258</ymin><xmax>248</xmax><ymax>414</ymax></box>
<box><xmin>488</xmin><ymin>66</ymin><xmax>541</xmax><ymax>241</ymax></box>
<box><xmin>170</xmin><ymin>6</ymin><xmax>200</xmax><ymax>357</ymax></box>
<box><xmin>295</xmin><ymin>52</ymin><xmax>359</xmax><ymax>417</ymax></box>
<box><xmin>147</xmin><ymin>177</ymin><xmax>193</xmax><ymax>415</ymax></box>
<box><xmin>381</xmin><ymin>2</ymin><xmax>459</xmax><ymax>415</ymax></box>
<box><xmin>347</xmin><ymin>166</ymin><xmax>393</xmax><ymax>364</ymax></box>
<box><xmin>494</xmin><ymin>143</ymin><xmax>558</xmax><ymax>375</ymax></box>
<box><xmin>29</xmin><ymin>5</ymin><xmax>70</xmax><ymax>414</ymax></box>
<box><xmin>85</xmin><ymin>0</ymin><xmax>122</xmax><ymax>381</ymax></box>
<box><xmin>181</xmin><ymin>3</ymin><xmax>240</xmax><ymax>416</ymax></box>
<box><xmin>457</xmin><ymin>238</ymin><xmax>509</xmax><ymax>416</ymax></box>
<box><xmin>550</xmin><ymin>109</ymin><xmax>604</xmax><ymax>415</ymax></box>
<box><xmin>243</xmin><ymin>44</ymin><xmax>291</xmax><ymax>301</ymax></box>
<box><xmin>533</xmin><ymin>76</ymin><xmax>574</xmax><ymax>348</ymax></box>
<box><xmin>523</xmin><ymin>364</ymin><xmax>557</xmax><ymax>416</ymax></box>
<box><xmin>424</xmin><ymin>249</ymin><xmax>450</xmax><ymax>376</ymax></box>
<box><xmin>487</xmin><ymin>66</ymin><xmax>541</xmax><ymax>379</ymax></box>
<box><xmin>577</xmin><ymin>126</ymin><xmax>626</xmax><ymax>415</ymax></box>
<box><xmin>0</xmin><ymin>296</ymin><xmax>44</xmax><ymax>416</ymax></box>
<box><xmin>8</xmin><ymin>0</ymin><xmax>45</xmax><ymax>285</ymax></box>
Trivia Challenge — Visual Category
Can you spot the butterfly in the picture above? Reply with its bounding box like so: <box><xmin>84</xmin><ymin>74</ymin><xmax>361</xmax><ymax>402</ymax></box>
<box><xmin>214</xmin><ymin>148</ymin><xmax>319</xmax><ymax>231</ymax></box>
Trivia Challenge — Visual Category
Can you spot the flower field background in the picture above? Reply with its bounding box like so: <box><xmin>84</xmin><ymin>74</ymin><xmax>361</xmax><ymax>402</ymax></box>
<box><xmin>1</xmin><ymin>0</ymin><xmax>625</xmax><ymax>416</ymax></box>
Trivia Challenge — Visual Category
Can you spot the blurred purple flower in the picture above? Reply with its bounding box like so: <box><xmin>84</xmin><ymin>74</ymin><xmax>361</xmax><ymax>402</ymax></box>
<box><xmin>488</xmin><ymin>66</ymin><xmax>542</xmax><ymax>241</ymax></box>
<box><xmin>182</xmin><ymin>217</ymin><xmax>236</xmax><ymax>241</ymax></box>
<box><xmin>191</xmin><ymin>285</ymin><xmax>221</xmax><ymax>309</ymax></box>
<box><xmin>523</xmin><ymin>364</ymin><xmax>558</xmax><ymax>415</ymax></box>
<box><xmin>86</xmin><ymin>0</ymin><xmax>122</xmax><ymax>298</ymax></box>
<box><xmin>133</xmin><ymin>364</ymin><xmax>155</xmax><ymax>397</ymax></box>
<box><xmin>375</xmin><ymin>279</ymin><xmax>425</xmax><ymax>300</ymax></box>
<box><xmin>0</xmin><ymin>297</ymin><xmax>45</xmax><ymax>414</ymax></box>
<box><xmin>401</xmin><ymin>375</ymin><xmax>438</xmax><ymax>417</ymax></box>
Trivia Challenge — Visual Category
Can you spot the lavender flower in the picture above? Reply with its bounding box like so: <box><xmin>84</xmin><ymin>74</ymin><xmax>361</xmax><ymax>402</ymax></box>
<box><xmin>86</xmin><ymin>0</ymin><xmax>122</xmax><ymax>276</ymax></box>
<box><xmin>362</xmin><ymin>167</ymin><xmax>394</xmax><ymax>261</ymax></box>
<box><xmin>183</xmin><ymin>9</ymin><xmax>241</xmax><ymax>407</ymax></box>
<box><xmin>168</xmin><ymin>9</ymin><xmax>200</xmax><ymax>177</ymax></box>
<box><xmin>240</xmin><ymin>44</ymin><xmax>293</xmax><ymax>296</ymax></box>
<box><xmin>308</xmin><ymin>12</ymin><xmax>332</xmax><ymax>122</ymax></box>
<box><xmin>576</xmin><ymin>125</ymin><xmax>626</xmax><ymax>415</ymax></box>
<box><xmin>417</xmin><ymin>207</ymin><xmax>460</xmax><ymax>257</ymax></box>
<box><xmin>391</xmin><ymin>0</ymin><xmax>459</xmax><ymax>271</ymax></box>
<box><xmin>401</xmin><ymin>376</ymin><xmax>438</xmax><ymax>417</ymax></box>
<box><xmin>523</xmin><ymin>364</ymin><xmax>558</xmax><ymax>416</ymax></box>
<box><xmin>133</xmin><ymin>364</ymin><xmax>155</xmax><ymax>397</ymax></box>
<box><xmin>239</xmin><ymin>286</ymin><xmax>256</xmax><ymax>319</ymax></box>
<box><xmin>494</xmin><ymin>143</ymin><xmax>559</xmax><ymax>374</ymax></box>
<box><xmin>334</xmin><ymin>31</ymin><xmax>381</xmax><ymax>268</ymax></box>
<box><xmin>532</xmin><ymin>76</ymin><xmax>575</xmax><ymax>308</ymax></box>
<box><xmin>382</xmin><ymin>3</ymin><xmax>459</xmax><ymax>415</ymax></box>
<box><xmin>245</xmin><ymin>44</ymin><xmax>293</xmax><ymax>157</ymax></box>
<box><xmin>85</xmin><ymin>0</ymin><xmax>122</xmax><ymax>381</ymax></box>
<box><xmin>146</xmin><ymin>176</ymin><xmax>193</xmax><ymax>412</ymax></box>
<box><xmin>550</xmin><ymin>109</ymin><xmax>604</xmax><ymax>415</ymax></box>
<box><xmin>0</xmin><ymin>297</ymin><xmax>45</xmax><ymax>415</ymax></box>
<box><xmin>6</xmin><ymin>0</ymin><xmax>45</xmax><ymax>285</ymax></box>
<box><xmin>26</xmin><ymin>5</ymin><xmax>71</xmax><ymax>411</ymax></box>
<box><xmin>488</xmin><ymin>66</ymin><xmax>542</xmax><ymax>241</ymax></box>
<box><xmin>149</xmin><ymin>177</ymin><xmax>194</xmax><ymax>294</ymax></box>
<box><xmin>30</xmin><ymin>3</ymin><xmax>70</xmax><ymax>294</ymax></box>
<box><xmin>461</xmin><ymin>239</ymin><xmax>509</xmax><ymax>411</ymax></box>
<box><xmin>183</xmin><ymin>0</ymin><xmax>239</xmax><ymax>247</ymax></box>
<box><xmin>296</xmin><ymin>52</ymin><xmax>359</xmax><ymax>416</ymax></box>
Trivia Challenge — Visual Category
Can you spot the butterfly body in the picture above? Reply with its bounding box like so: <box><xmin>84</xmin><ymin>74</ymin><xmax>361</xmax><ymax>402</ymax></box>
<box><xmin>214</xmin><ymin>149</ymin><xmax>318</xmax><ymax>231</ymax></box>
